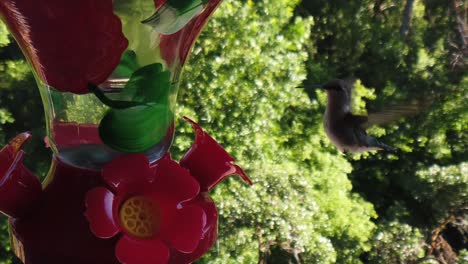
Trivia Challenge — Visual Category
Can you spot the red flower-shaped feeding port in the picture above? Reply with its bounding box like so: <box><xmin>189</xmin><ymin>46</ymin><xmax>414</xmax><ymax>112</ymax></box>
<box><xmin>86</xmin><ymin>154</ymin><xmax>205</xmax><ymax>264</ymax></box>
<box><xmin>0</xmin><ymin>132</ymin><xmax>41</xmax><ymax>218</ymax></box>
<box><xmin>180</xmin><ymin>117</ymin><xmax>253</xmax><ymax>191</ymax></box>
<box><xmin>86</xmin><ymin>117</ymin><xmax>251</xmax><ymax>264</ymax></box>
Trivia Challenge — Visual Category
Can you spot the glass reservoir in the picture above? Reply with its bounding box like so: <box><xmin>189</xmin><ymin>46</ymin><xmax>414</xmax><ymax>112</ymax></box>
<box><xmin>41</xmin><ymin>85</ymin><xmax>175</xmax><ymax>170</ymax></box>
<box><xmin>32</xmin><ymin>0</ymin><xmax>207</xmax><ymax>169</ymax></box>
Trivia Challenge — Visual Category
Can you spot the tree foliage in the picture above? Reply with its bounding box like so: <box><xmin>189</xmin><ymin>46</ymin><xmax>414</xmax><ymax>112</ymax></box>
<box><xmin>299</xmin><ymin>0</ymin><xmax>467</xmax><ymax>262</ymax></box>
<box><xmin>173</xmin><ymin>0</ymin><xmax>376</xmax><ymax>262</ymax></box>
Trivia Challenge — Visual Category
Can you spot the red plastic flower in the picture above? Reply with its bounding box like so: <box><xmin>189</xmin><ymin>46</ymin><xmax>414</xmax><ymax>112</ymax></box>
<box><xmin>86</xmin><ymin>154</ymin><xmax>205</xmax><ymax>264</ymax></box>
<box><xmin>0</xmin><ymin>133</ymin><xmax>41</xmax><ymax>218</ymax></box>
<box><xmin>85</xmin><ymin>117</ymin><xmax>251</xmax><ymax>264</ymax></box>
<box><xmin>0</xmin><ymin>0</ymin><xmax>128</xmax><ymax>94</ymax></box>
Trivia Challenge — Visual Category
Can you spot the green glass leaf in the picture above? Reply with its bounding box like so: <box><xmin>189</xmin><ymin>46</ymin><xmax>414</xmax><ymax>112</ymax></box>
<box><xmin>120</xmin><ymin>63</ymin><xmax>172</xmax><ymax>104</ymax></box>
<box><xmin>88</xmin><ymin>83</ymin><xmax>147</xmax><ymax>109</ymax></box>
<box><xmin>141</xmin><ymin>0</ymin><xmax>206</xmax><ymax>35</ymax></box>
<box><xmin>113</xmin><ymin>50</ymin><xmax>140</xmax><ymax>78</ymax></box>
<box><xmin>92</xmin><ymin>62</ymin><xmax>174</xmax><ymax>153</ymax></box>
<box><xmin>99</xmin><ymin>104</ymin><xmax>173</xmax><ymax>153</ymax></box>
<box><xmin>168</xmin><ymin>0</ymin><xmax>202</xmax><ymax>12</ymax></box>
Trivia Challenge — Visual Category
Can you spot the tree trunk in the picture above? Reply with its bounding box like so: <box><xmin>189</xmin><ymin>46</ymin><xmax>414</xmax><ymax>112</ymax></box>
<box><xmin>400</xmin><ymin>0</ymin><xmax>415</xmax><ymax>37</ymax></box>
<box><xmin>449</xmin><ymin>0</ymin><xmax>468</xmax><ymax>69</ymax></box>
<box><xmin>452</xmin><ymin>0</ymin><xmax>467</xmax><ymax>48</ymax></box>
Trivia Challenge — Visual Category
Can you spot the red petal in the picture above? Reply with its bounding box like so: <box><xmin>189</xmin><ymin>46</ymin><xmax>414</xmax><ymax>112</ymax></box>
<box><xmin>180</xmin><ymin>117</ymin><xmax>252</xmax><ymax>191</ymax></box>
<box><xmin>0</xmin><ymin>0</ymin><xmax>127</xmax><ymax>94</ymax></box>
<box><xmin>6</xmin><ymin>132</ymin><xmax>31</xmax><ymax>154</ymax></box>
<box><xmin>152</xmin><ymin>157</ymin><xmax>200</xmax><ymax>205</ymax></box>
<box><xmin>116</xmin><ymin>236</ymin><xmax>169</xmax><ymax>264</ymax></box>
<box><xmin>170</xmin><ymin>193</ymin><xmax>218</xmax><ymax>263</ymax></box>
<box><xmin>85</xmin><ymin>187</ymin><xmax>120</xmax><ymax>239</ymax></box>
<box><xmin>162</xmin><ymin>205</ymin><xmax>205</xmax><ymax>253</ymax></box>
<box><xmin>0</xmin><ymin>133</ymin><xmax>41</xmax><ymax>218</ymax></box>
<box><xmin>102</xmin><ymin>154</ymin><xmax>153</xmax><ymax>194</ymax></box>
<box><xmin>0</xmin><ymin>132</ymin><xmax>31</xmax><ymax>174</ymax></box>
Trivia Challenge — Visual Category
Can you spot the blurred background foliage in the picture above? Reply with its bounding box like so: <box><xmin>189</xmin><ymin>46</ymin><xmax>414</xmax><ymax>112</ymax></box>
<box><xmin>0</xmin><ymin>0</ymin><xmax>466</xmax><ymax>263</ymax></box>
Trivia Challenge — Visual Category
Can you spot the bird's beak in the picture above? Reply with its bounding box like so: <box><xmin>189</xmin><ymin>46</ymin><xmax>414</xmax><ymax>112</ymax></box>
<box><xmin>297</xmin><ymin>84</ymin><xmax>323</xmax><ymax>90</ymax></box>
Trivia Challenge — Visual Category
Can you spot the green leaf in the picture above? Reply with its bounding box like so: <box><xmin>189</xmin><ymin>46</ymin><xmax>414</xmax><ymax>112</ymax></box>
<box><xmin>99</xmin><ymin>104</ymin><xmax>173</xmax><ymax>153</ymax></box>
<box><xmin>0</xmin><ymin>21</ymin><xmax>10</xmax><ymax>48</ymax></box>
<box><xmin>0</xmin><ymin>108</ymin><xmax>14</xmax><ymax>124</ymax></box>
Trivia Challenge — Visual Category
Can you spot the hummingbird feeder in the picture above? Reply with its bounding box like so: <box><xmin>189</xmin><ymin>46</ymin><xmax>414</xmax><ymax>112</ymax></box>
<box><xmin>0</xmin><ymin>0</ymin><xmax>251</xmax><ymax>263</ymax></box>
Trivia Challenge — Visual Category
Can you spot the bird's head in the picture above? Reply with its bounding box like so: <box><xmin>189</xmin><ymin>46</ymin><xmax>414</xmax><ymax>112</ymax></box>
<box><xmin>322</xmin><ymin>79</ymin><xmax>352</xmax><ymax>108</ymax></box>
<box><xmin>322</xmin><ymin>79</ymin><xmax>347</xmax><ymax>92</ymax></box>
<box><xmin>299</xmin><ymin>79</ymin><xmax>351</xmax><ymax>101</ymax></box>
<box><xmin>323</xmin><ymin>79</ymin><xmax>353</xmax><ymax>101</ymax></box>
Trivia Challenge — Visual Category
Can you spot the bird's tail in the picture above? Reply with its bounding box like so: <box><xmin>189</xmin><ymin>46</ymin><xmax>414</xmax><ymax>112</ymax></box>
<box><xmin>377</xmin><ymin>141</ymin><xmax>398</xmax><ymax>153</ymax></box>
<box><xmin>366</xmin><ymin>136</ymin><xmax>398</xmax><ymax>153</ymax></box>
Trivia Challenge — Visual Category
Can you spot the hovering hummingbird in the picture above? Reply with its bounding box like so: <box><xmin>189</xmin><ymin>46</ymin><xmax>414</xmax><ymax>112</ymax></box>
<box><xmin>313</xmin><ymin>79</ymin><xmax>422</xmax><ymax>154</ymax></box>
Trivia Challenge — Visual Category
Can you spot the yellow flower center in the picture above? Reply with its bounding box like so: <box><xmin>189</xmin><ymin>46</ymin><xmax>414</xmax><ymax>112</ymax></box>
<box><xmin>119</xmin><ymin>196</ymin><xmax>160</xmax><ymax>238</ymax></box>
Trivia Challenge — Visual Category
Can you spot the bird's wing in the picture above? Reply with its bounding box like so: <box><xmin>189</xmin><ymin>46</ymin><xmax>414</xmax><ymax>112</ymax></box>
<box><xmin>344</xmin><ymin>113</ymin><xmax>368</xmax><ymax>124</ymax></box>
<box><xmin>363</xmin><ymin>101</ymin><xmax>426</xmax><ymax>128</ymax></box>
<box><xmin>343</xmin><ymin>79</ymin><xmax>431</xmax><ymax>128</ymax></box>
<box><xmin>344</xmin><ymin>113</ymin><xmax>369</xmax><ymax>129</ymax></box>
